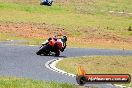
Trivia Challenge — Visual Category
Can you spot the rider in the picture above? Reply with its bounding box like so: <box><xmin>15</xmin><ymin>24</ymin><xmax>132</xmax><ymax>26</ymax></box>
<box><xmin>42</xmin><ymin>35</ymin><xmax>57</xmax><ymax>46</ymax></box>
<box><xmin>42</xmin><ymin>35</ymin><xmax>67</xmax><ymax>56</ymax></box>
<box><xmin>57</xmin><ymin>36</ymin><xmax>67</xmax><ymax>52</ymax></box>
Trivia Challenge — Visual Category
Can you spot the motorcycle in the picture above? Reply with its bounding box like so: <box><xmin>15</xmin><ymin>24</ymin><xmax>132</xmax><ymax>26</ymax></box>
<box><xmin>36</xmin><ymin>39</ymin><xmax>62</xmax><ymax>56</ymax></box>
<box><xmin>40</xmin><ymin>0</ymin><xmax>53</xmax><ymax>6</ymax></box>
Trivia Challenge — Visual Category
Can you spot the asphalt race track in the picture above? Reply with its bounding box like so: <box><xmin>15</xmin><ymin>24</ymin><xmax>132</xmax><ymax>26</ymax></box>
<box><xmin>0</xmin><ymin>43</ymin><xmax>132</xmax><ymax>88</ymax></box>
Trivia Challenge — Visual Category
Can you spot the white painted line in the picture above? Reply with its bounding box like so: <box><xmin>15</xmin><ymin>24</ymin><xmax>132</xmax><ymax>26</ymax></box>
<box><xmin>128</xmin><ymin>13</ymin><xmax>132</xmax><ymax>15</ymax></box>
<box><xmin>28</xmin><ymin>45</ymin><xmax>37</xmax><ymax>46</ymax></box>
<box><xmin>118</xmin><ymin>12</ymin><xmax>124</xmax><ymax>14</ymax></box>
<box><xmin>114</xmin><ymin>84</ymin><xmax>129</xmax><ymax>88</ymax></box>
<box><xmin>109</xmin><ymin>11</ymin><xmax>114</xmax><ymax>13</ymax></box>
<box><xmin>45</xmin><ymin>58</ymin><xmax>120</xmax><ymax>88</ymax></box>
<box><xmin>107</xmin><ymin>10</ymin><xmax>132</xmax><ymax>15</ymax></box>
<box><xmin>6</xmin><ymin>39</ymin><xmax>10</xmax><ymax>41</ymax></box>
<box><xmin>45</xmin><ymin>58</ymin><xmax>76</xmax><ymax>77</ymax></box>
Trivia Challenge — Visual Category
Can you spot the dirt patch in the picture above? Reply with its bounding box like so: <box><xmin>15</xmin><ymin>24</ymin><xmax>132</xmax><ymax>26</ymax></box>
<box><xmin>0</xmin><ymin>22</ymin><xmax>132</xmax><ymax>49</ymax></box>
<box><xmin>80</xmin><ymin>27</ymin><xmax>132</xmax><ymax>43</ymax></box>
<box><xmin>0</xmin><ymin>22</ymin><xmax>69</xmax><ymax>39</ymax></box>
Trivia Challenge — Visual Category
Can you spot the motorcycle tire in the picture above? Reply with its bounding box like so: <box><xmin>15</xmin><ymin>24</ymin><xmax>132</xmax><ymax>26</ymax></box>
<box><xmin>55</xmin><ymin>53</ymin><xmax>59</xmax><ymax>56</ymax></box>
<box><xmin>36</xmin><ymin>45</ymin><xmax>49</xmax><ymax>55</ymax></box>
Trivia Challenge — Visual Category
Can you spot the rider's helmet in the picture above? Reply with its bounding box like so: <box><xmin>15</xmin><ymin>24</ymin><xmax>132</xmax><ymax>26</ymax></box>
<box><xmin>62</xmin><ymin>35</ymin><xmax>67</xmax><ymax>42</ymax></box>
<box><xmin>49</xmin><ymin>39</ymin><xmax>55</xmax><ymax>47</ymax></box>
<box><xmin>53</xmin><ymin>35</ymin><xmax>57</xmax><ymax>41</ymax></box>
<box><xmin>49</xmin><ymin>36</ymin><xmax>56</xmax><ymax>47</ymax></box>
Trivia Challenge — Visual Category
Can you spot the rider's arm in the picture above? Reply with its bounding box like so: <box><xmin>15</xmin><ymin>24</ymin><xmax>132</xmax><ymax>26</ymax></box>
<box><xmin>42</xmin><ymin>37</ymin><xmax>53</xmax><ymax>45</ymax></box>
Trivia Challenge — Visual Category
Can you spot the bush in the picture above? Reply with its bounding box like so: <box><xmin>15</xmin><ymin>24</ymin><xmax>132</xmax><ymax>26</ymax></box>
<box><xmin>127</xmin><ymin>26</ymin><xmax>132</xmax><ymax>31</ymax></box>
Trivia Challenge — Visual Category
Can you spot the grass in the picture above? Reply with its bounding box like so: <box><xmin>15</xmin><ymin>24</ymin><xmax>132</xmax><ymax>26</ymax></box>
<box><xmin>1</xmin><ymin>32</ymin><xmax>132</xmax><ymax>50</ymax></box>
<box><xmin>57</xmin><ymin>56</ymin><xmax>132</xmax><ymax>74</ymax></box>
<box><xmin>0</xmin><ymin>77</ymin><xmax>84</xmax><ymax>88</ymax></box>
<box><xmin>0</xmin><ymin>33</ymin><xmax>45</xmax><ymax>45</ymax></box>
<box><xmin>0</xmin><ymin>1</ymin><xmax>132</xmax><ymax>49</ymax></box>
<box><xmin>56</xmin><ymin>56</ymin><xmax>132</xmax><ymax>87</ymax></box>
<box><xmin>0</xmin><ymin>2</ymin><xmax>68</xmax><ymax>14</ymax></box>
<box><xmin>0</xmin><ymin>2</ymin><xmax>132</xmax><ymax>36</ymax></box>
<box><xmin>91</xmin><ymin>0</ymin><xmax>132</xmax><ymax>13</ymax></box>
<box><xmin>68</xmin><ymin>38</ymin><xmax>132</xmax><ymax>50</ymax></box>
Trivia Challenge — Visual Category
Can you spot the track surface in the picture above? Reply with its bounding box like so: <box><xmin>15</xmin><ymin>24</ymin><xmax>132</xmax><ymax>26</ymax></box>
<box><xmin>0</xmin><ymin>43</ymin><xmax>132</xmax><ymax>88</ymax></box>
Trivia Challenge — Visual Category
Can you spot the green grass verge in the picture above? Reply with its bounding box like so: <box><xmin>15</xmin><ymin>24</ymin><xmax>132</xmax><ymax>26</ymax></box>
<box><xmin>57</xmin><ymin>56</ymin><xmax>132</xmax><ymax>74</ymax></box>
<box><xmin>0</xmin><ymin>77</ymin><xmax>82</xmax><ymax>88</ymax></box>
<box><xmin>0</xmin><ymin>1</ymin><xmax>132</xmax><ymax>49</ymax></box>
<box><xmin>57</xmin><ymin>56</ymin><xmax>132</xmax><ymax>87</ymax></box>
<box><xmin>1</xmin><ymin>33</ymin><xmax>132</xmax><ymax>50</ymax></box>
<box><xmin>0</xmin><ymin>2</ymin><xmax>132</xmax><ymax>37</ymax></box>
<box><xmin>68</xmin><ymin>41</ymin><xmax>132</xmax><ymax>50</ymax></box>
<box><xmin>0</xmin><ymin>33</ymin><xmax>44</xmax><ymax>45</ymax></box>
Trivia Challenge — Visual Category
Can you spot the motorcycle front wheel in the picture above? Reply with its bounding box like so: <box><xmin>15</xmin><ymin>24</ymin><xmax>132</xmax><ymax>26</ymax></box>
<box><xmin>36</xmin><ymin>45</ymin><xmax>49</xmax><ymax>55</ymax></box>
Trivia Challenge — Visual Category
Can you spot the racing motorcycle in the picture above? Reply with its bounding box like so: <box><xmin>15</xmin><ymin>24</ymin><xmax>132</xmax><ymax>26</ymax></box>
<box><xmin>36</xmin><ymin>38</ymin><xmax>62</xmax><ymax>56</ymax></box>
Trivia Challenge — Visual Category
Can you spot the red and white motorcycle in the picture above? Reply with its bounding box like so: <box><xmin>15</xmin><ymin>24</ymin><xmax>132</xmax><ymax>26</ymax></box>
<box><xmin>36</xmin><ymin>38</ymin><xmax>63</xmax><ymax>56</ymax></box>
